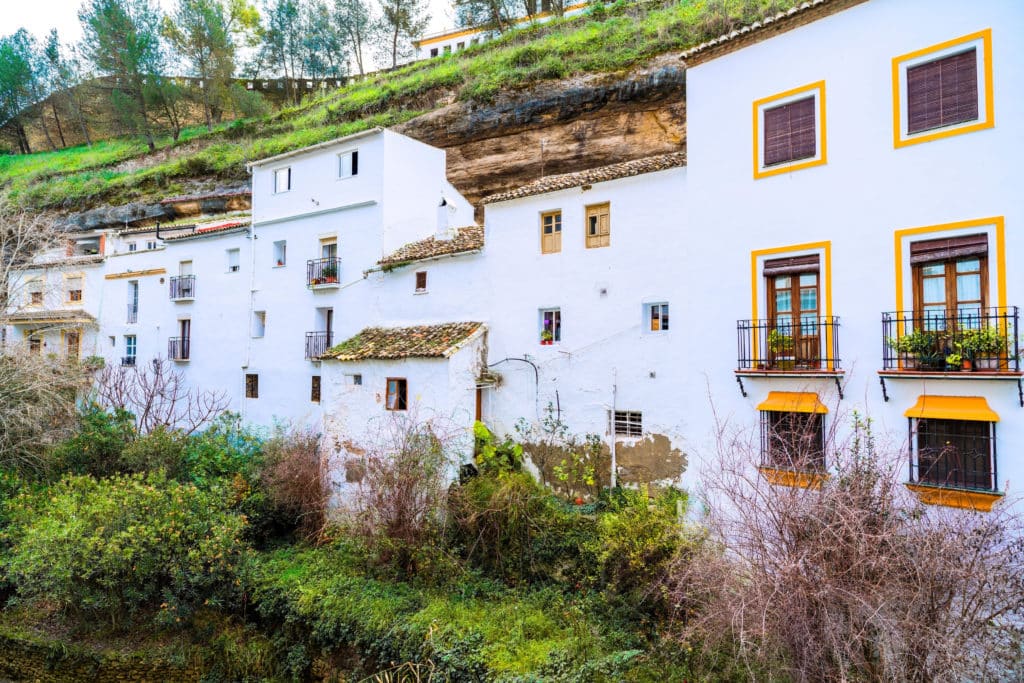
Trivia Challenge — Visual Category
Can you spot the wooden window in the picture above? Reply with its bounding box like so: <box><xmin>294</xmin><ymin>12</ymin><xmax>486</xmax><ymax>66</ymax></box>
<box><xmin>273</xmin><ymin>167</ymin><xmax>291</xmax><ymax>193</ymax></box>
<box><xmin>763</xmin><ymin>96</ymin><xmax>816</xmax><ymax>167</ymax></box>
<box><xmin>915</xmin><ymin>418</ymin><xmax>993</xmax><ymax>491</ymax></box>
<box><xmin>386</xmin><ymin>378</ymin><xmax>407</xmax><ymax>410</ymax></box>
<box><xmin>64</xmin><ymin>330</ymin><xmax>81</xmax><ymax>360</ymax></box>
<box><xmin>28</xmin><ymin>280</ymin><xmax>43</xmax><ymax>306</ymax></box>
<box><xmin>540</xmin><ymin>308</ymin><xmax>561</xmax><ymax>344</ymax></box>
<box><xmin>541</xmin><ymin>211</ymin><xmax>562</xmax><ymax>254</ymax></box>
<box><xmin>611</xmin><ymin>411</ymin><xmax>642</xmax><ymax>437</ymax></box>
<box><xmin>907</xmin><ymin>49</ymin><xmax>978</xmax><ymax>135</ymax></box>
<box><xmin>911</xmin><ymin>234</ymin><xmax>987</xmax><ymax>322</ymax></box>
<box><xmin>585</xmin><ymin>203</ymin><xmax>610</xmax><ymax>249</ymax></box>
<box><xmin>761</xmin><ymin>411</ymin><xmax>825</xmax><ymax>471</ymax></box>
<box><xmin>245</xmin><ymin>373</ymin><xmax>259</xmax><ymax>399</ymax></box>
<box><xmin>66</xmin><ymin>276</ymin><xmax>83</xmax><ymax>303</ymax></box>
<box><xmin>28</xmin><ymin>336</ymin><xmax>41</xmax><ymax>355</ymax></box>
<box><xmin>767</xmin><ymin>259</ymin><xmax>821</xmax><ymax>368</ymax></box>
<box><xmin>649</xmin><ymin>303</ymin><xmax>669</xmax><ymax>331</ymax></box>
<box><xmin>415</xmin><ymin>271</ymin><xmax>427</xmax><ymax>292</ymax></box>
<box><xmin>311</xmin><ymin>375</ymin><xmax>321</xmax><ymax>403</ymax></box>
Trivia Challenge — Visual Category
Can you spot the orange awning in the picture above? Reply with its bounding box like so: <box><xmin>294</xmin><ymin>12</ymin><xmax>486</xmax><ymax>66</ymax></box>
<box><xmin>756</xmin><ymin>391</ymin><xmax>828</xmax><ymax>414</ymax></box>
<box><xmin>904</xmin><ymin>395</ymin><xmax>999</xmax><ymax>422</ymax></box>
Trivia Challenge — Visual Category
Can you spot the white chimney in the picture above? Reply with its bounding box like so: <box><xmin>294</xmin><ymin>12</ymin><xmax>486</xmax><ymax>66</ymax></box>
<box><xmin>436</xmin><ymin>196</ymin><xmax>456</xmax><ymax>240</ymax></box>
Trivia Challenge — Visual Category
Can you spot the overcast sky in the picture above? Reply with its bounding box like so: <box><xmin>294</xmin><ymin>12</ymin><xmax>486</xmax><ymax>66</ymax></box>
<box><xmin>1</xmin><ymin>0</ymin><xmax>457</xmax><ymax>47</ymax></box>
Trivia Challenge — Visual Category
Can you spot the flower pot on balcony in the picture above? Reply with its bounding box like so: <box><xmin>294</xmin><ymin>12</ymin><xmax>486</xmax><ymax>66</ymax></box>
<box><xmin>324</xmin><ymin>276</ymin><xmax>338</xmax><ymax>284</ymax></box>
<box><xmin>772</xmin><ymin>356</ymin><xmax>796</xmax><ymax>371</ymax></box>
<box><xmin>901</xmin><ymin>353</ymin><xmax>919</xmax><ymax>370</ymax></box>
<box><xmin>962</xmin><ymin>358</ymin><xmax>974</xmax><ymax>371</ymax></box>
<box><xmin>975</xmin><ymin>357</ymin><xmax>1000</xmax><ymax>370</ymax></box>
<box><xmin>540</xmin><ymin>340</ymin><xmax>553</xmax><ymax>346</ymax></box>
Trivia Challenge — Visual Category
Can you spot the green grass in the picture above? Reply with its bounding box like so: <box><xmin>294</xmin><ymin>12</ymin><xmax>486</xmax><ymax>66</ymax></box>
<box><xmin>1</xmin><ymin>0</ymin><xmax>798</xmax><ymax>211</ymax></box>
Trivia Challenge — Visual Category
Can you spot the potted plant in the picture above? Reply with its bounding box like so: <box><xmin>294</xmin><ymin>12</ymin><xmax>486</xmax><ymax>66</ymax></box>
<box><xmin>276</xmin><ymin>259</ymin><xmax>285</xmax><ymax>267</ymax></box>
<box><xmin>321</xmin><ymin>263</ymin><xmax>339</xmax><ymax>283</ymax></box>
<box><xmin>945</xmin><ymin>352</ymin><xmax>963</xmax><ymax>371</ymax></box>
<box><xmin>960</xmin><ymin>327</ymin><xmax>1007</xmax><ymax>370</ymax></box>
<box><xmin>888</xmin><ymin>329</ymin><xmax>943</xmax><ymax>370</ymax></box>
<box><xmin>540</xmin><ymin>329</ymin><xmax>554</xmax><ymax>345</ymax></box>
<box><xmin>767</xmin><ymin>328</ymin><xmax>795</xmax><ymax>370</ymax></box>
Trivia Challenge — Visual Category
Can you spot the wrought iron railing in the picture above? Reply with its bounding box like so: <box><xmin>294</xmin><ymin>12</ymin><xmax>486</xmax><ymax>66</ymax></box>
<box><xmin>121</xmin><ymin>356</ymin><xmax>136</xmax><ymax>367</ymax></box>
<box><xmin>169</xmin><ymin>275</ymin><xmax>195</xmax><ymax>300</ymax></box>
<box><xmin>305</xmin><ymin>331</ymin><xmax>333</xmax><ymax>359</ymax></box>
<box><xmin>126</xmin><ymin>305</ymin><xmax>138</xmax><ymax>324</ymax></box>
<box><xmin>737</xmin><ymin>316</ymin><xmax>841</xmax><ymax>371</ymax></box>
<box><xmin>168</xmin><ymin>337</ymin><xmax>190</xmax><ymax>361</ymax></box>
<box><xmin>306</xmin><ymin>257</ymin><xmax>341</xmax><ymax>287</ymax></box>
<box><xmin>910</xmin><ymin>425</ymin><xmax>997</xmax><ymax>493</ymax></box>
<box><xmin>882</xmin><ymin>307</ymin><xmax>1019</xmax><ymax>372</ymax></box>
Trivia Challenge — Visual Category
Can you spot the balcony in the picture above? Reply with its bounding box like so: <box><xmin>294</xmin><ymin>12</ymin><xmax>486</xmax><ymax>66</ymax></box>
<box><xmin>168</xmin><ymin>337</ymin><xmax>191</xmax><ymax>361</ymax></box>
<box><xmin>121</xmin><ymin>356</ymin><xmax>136</xmax><ymax>367</ymax></box>
<box><xmin>305</xmin><ymin>331</ymin><xmax>333</xmax><ymax>359</ymax></box>
<box><xmin>736</xmin><ymin>317</ymin><xmax>841</xmax><ymax>374</ymax></box>
<box><xmin>169</xmin><ymin>275</ymin><xmax>195</xmax><ymax>301</ymax></box>
<box><xmin>881</xmin><ymin>307</ymin><xmax>1020</xmax><ymax>374</ymax></box>
<box><xmin>307</xmin><ymin>257</ymin><xmax>341</xmax><ymax>289</ymax></box>
<box><xmin>127</xmin><ymin>305</ymin><xmax>138</xmax><ymax>324</ymax></box>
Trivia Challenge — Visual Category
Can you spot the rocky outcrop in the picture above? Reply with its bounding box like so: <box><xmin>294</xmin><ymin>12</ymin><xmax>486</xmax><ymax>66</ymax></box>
<box><xmin>56</xmin><ymin>186</ymin><xmax>251</xmax><ymax>233</ymax></box>
<box><xmin>396</xmin><ymin>54</ymin><xmax>687</xmax><ymax>207</ymax></box>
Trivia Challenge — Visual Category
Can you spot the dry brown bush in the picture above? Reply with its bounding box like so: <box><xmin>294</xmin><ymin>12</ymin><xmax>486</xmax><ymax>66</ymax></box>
<box><xmin>669</xmin><ymin>414</ymin><xmax>1024</xmax><ymax>682</ymax></box>
<box><xmin>260</xmin><ymin>426</ymin><xmax>331</xmax><ymax>544</ymax></box>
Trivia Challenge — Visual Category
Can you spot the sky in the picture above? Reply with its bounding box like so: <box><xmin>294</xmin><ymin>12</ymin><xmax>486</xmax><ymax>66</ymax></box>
<box><xmin>0</xmin><ymin>0</ymin><xmax>457</xmax><ymax>47</ymax></box>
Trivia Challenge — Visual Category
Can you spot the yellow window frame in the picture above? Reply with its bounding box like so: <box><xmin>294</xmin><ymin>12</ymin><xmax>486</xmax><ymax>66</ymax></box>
<box><xmin>752</xmin><ymin>80</ymin><xmax>827</xmax><ymax>179</ymax></box>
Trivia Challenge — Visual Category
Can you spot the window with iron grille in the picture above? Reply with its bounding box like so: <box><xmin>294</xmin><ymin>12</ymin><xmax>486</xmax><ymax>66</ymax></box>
<box><xmin>311</xmin><ymin>375</ymin><xmax>321</xmax><ymax>403</ymax></box>
<box><xmin>245</xmin><ymin>373</ymin><xmax>259</xmax><ymax>399</ymax></box>
<box><xmin>912</xmin><ymin>418</ymin><xmax>994</xmax><ymax>491</ymax></box>
<box><xmin>760</xmin><ymin>411</ymin><xmax>825</xmax><ymax>471</ymax></box>
<box><xmin>907</xmin><ymin>49</ymin><xmax>978</xmax><ymax>135</ymax></box>
<box><xmin>611</xmin><ymin>411</ymin><xmax>643</xmax><ymax>437</ymax></box>
<box><xmin>66</xmin><ymin>276</ymin><xmax>84</xmax><ymax>303</ymax></box>
<box><xmin>415</xmin><ymin>271</ymin><xmax>427</xmax><ymax>292</ymax></box>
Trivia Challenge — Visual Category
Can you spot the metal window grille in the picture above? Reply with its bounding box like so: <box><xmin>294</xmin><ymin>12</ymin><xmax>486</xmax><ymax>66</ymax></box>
<box><xmin>910</xmin><ymin>418</ymin><xmax>996</xmax><ymax>492</ymax></box>
<box><xmin>760</xmin><ymin>411</ymin><xmax>825</xmax><ymax>471</ymax></box>
<box><xmin>611</xmin><ymin>411</ymin><xmax>643</xmax><ymax>437</ymax></box>
<box><xmin>245</xmin><ymin>373</ymin><xmax>259</xmax><ymax>399</ymax></box>
<box><xmin>310</xmin><ymin>376</ymin><xmax>321</xmax><ymax>402</ymax></box>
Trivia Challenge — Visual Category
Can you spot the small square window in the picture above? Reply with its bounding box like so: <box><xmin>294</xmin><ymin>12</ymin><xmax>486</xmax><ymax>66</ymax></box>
<box><xmin>386</xmin><ymin>378</ymin><xmax>407</xmax><ymax>410</ymax></box>
<box><xmin>274</xmin><ymin>167</ymin><xmax>291</xmax><ymax>194</ymax></box>
<box><xmin>227</xmin><ymin>248</ymin><xmax>240</xmax><ymax>272</ymax></box>
<box><xmin>67</xmin><ymin>276</ymin><xmax>84</xmax><ymax>303</ymax></box>
<box><xmin>443</xmin><ymin>45</ymin><xmax>451</xmax><ymax>54</ymax></box>
<box><xmin>540</xmin><ymin>308</ymin><xmax>561</xmax><ymax>344</ymax></box>
<box><xmin>430</xmin><ymin>48</ymin><xmax>439</xmax><ymax>58</ymax></box>
<box><xmin>648</xmin><ymin>303</ymin><xmax>669</xmax><ymax>332</ymax></box>
<box><xmin>311</xmin><ymin>375</ymin><xmax>321</xmax><ymax>402</ymax></box>
<box><xmin>146</xmin><ymin>240</ymin><xmax>157</xmax><ymax>250</ymax></box>
<box><xmin>339</xmin><ymin>150</ymin><xmax>359</xmax><ymax>178</ymax></box>
<box><xmin>347</xmin><ymin>373</ymin><xmax>363</xmax><ymax>386</ymax></box>
<box><xmin>252</xmin><ymin>311</ymin><xmax>266</xmax><ymax>338</ymax></box>
<box><xmin>611</xmin><ymin>411</ymin><xmax>643</xmax><ymax>437</ymax></box>
<box><xmin>273</xmin><ymin>240</ymin><xmax>287</xmax><ymax>266</ymax></box>
<box><xmin>415</xmin><ymin>271</ymin><xmax>427</xmax><ymax>292</ymax></box>
<box><xmin>28</xmin><ymin>281</ymin><xmax>43</xmax><ymax>306</ymax></box>
<box><xmin>245</xmin><ymin>373</ymin><xmax>259</xmax><ymax>399</ymax></box>
<box><xmin>456</xmin><ymin>41</ymin><xmax>465</xmax><ymax>50</ymax></box>
<box><xmin>585</xmin><ymin>203</ymin><xmax>610</xmax><ymax>249</ymax></box>
<box><xmin>128</xmin><ymin>242</ymin><xmax>138</xmax><ymax>252</ymax></box>
<box><xmin>753</xmin><ymin>81</ymin><xmax>826</xmax><ymax>179</ymax></box>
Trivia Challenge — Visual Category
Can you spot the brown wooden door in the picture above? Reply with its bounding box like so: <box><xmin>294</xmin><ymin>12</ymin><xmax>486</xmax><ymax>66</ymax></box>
<box><xmin>768</xmin><ymin>272</ymin><xmax>820</xmax><ymax>368</ymax></box>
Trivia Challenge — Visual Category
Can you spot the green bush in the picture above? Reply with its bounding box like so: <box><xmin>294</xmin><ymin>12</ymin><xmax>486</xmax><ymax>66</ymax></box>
<box><xmin>0</xmin><ymin>471</ymin><xmax>250</xmax><ymax>628</ymax></box>
<box><xmin>48</xmin><ymin>404</ymin><xmax>136</xmax><ymax>478</ymax></box>
<box><xmin>182</xmin><ymin>413</ymin><xmax>264</xmax><ymax>488</ymax></box>
<box><xmin>119</xmin><ymin>426</ymin><xmax>188</xmax><ymax>478</ymax></box>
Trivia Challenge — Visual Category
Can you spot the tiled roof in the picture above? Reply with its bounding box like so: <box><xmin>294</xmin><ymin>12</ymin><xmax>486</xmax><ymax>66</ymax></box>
<box><xmin>482</xmin><ymin>153</ymin><xmax>686</xmax><ymax>204</ymax></box>
<box><xmin>163</xmin><ymin>221</ymin><xmax>251</xmax><ymax>242</ymax></box>
<box><xmin>7</xmin><ymin>309</ymin><xmax>97</xmax><ymax>324</ymax></box>
<box><xmin>22</xmin><ymin>254</ymin><xmax>105</xmax><ymax>269</ymax></box>
<box><xmin>323</xmin><ymin>322</ymin><xmax>485</xmax><ymax>361</ymax></box>
<box><xmin>680</xmin><ymin>0</ymin><xmax>861</xmax><ymax>66</ymax></box>
<box><xmin>377</xmin><ymin>225</ymin><xmax>484</xmax><ymax>268</ymax></box>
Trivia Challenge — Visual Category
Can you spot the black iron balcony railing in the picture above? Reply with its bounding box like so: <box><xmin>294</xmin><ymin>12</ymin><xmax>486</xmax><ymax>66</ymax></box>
<box><xmin>882</xmin><ymin>307</ymin><xmax>1019</xmax><ymax>372</ymax></box>
<box><xmin>305</xmin><ymin>331</ymin><xmax>333</xmax><ymax>359</ymax></box>
<box><xmin>121</xmin><ymin>356</ymin><xmax>136</xmax><ymax>367</ymax></box>
<box><xmin>737</xmin><ymin>316</ymin><xmax>841</xmax><ymax>371</ymax></box>
<box><xmin>127</xmin><ymin>305</ymin><xmax>138</xmax><ymax>324</ymax></box>
<box><xmin>169</xmin><ymin>275</ymin><xmax>195</xmax><ymax>300</ymax></box>
<box><xmin>168</xmin><ymin>337</ymin><xmax>191</xmax><ymax>361</ymax></box>
<box><xmin>307</xmin><ymin>257</ymin><xmax>341</xmax><ymax>287</ymax></box>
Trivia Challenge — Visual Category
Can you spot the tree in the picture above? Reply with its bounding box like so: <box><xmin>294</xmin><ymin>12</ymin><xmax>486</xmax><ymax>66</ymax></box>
<box><xmin>163</xmin><ymin>0</ymin><xmax>260</xmax><ymax>132</ymax></box>
<box><xmin>258</xmin><ymin>0</ymin><xmax>303</xmax><ymax>103</ymax></box>
<box><xmin>79</xmin><ymin>0</ymin><xmax>166</xmax><ymax>153</ymax></box>
<box><xmin>453</xmin><ymin>0</ymin><xmax>517</xmax><ymax>35</ymax></box>
<box><xmin>0</xmin><ymin>31</ymin><xmax>41</xmax><ymax>154</ymax></box>
<box><xmin>375</xmin><ymin>0</ymin><xmax>429</xmax><ymax>68</ymax></box>
<box><xmin>333</xmin><ymin>0</ymin><xmax>375</xmax><ymax>76</ymax></box>
<box><xmin>44</xmin><ymin>33</ymin><xmax>93</xmax><ymax>148</ymax></box>
<box><xmin>300</xmin><ymin>0</ymin><xmax>349</xmax><ymax>80</ymax></box>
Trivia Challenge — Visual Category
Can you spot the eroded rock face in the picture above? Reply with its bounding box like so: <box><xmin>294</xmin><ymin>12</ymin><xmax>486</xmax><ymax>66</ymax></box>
<box><xmin>396</xmin><ymin>56</ymin><xmax>687</xmax><ymax>208</ymax></box>
<box><xmin>56</xmin><ymin>185</ymin><xmax>251</xmax><ymax>233</ymax></box>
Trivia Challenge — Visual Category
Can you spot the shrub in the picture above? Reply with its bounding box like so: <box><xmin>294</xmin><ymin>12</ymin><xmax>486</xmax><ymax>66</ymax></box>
<box><xmin>182</xmin><ymin>412</ymin><xmax>264</xmax><ymax>488</ymax></box>
<box><xmin>260</xmin><ymin>427</ymin><xmax>331</xmax><ymax>544</ymax></box>
<box><xmin>0</xmin><ymin>471</ymin><xmax>250</xmax><ymax>628</ymax></box>
<box><xmin>118</xmin><ymin>425</ymin><xmax>188</xmax><ymax>478</ymax></box>
<box><xmin>48</xmin><ymin>403</ymin><xmax>136</xmax><ymax>478</ymax></box>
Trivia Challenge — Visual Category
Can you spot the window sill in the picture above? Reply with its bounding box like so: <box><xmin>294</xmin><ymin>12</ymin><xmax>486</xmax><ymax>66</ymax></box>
<box><xmin>414</xmin><ymin>290</ymin><xmax>428</xmax><ymax>295</ymax></box>
<box><xmin>905</xmin><ymin>483</ymin><xmax>1003</xmax><ymax>512</ymax></box>
<box><xmin>759</xmin><ymin>466</ymin><xmax>828</xmax><ymax>490</ymax></box>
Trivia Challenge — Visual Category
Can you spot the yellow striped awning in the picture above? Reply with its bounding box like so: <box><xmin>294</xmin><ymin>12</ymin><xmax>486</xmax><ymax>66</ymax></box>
<box><xmin>756</xmin><ymin>391</ymin><xmax>828</xmax><ymax>414</ymax></box>
<box><xmin>904</xmin><ymin>395</ymin><xmax>999</xmax><ymax>422</ymax></box>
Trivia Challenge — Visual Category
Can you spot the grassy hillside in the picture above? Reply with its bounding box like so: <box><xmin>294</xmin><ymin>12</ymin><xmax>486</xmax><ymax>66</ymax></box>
<box><xmin>0</xmin><ymin>0</ymin><xmax>797</xmax><ymax>212</ymax></box>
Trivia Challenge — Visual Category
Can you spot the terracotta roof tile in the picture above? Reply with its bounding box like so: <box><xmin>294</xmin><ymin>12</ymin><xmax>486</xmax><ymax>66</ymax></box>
<box><xmin>323</xmin><ymin>322</ymin><xmax>485</xmax><ymax>361</ymax></box>
<box><xmin>7</xmin><ymin>309</ymin><xmax>97</xmax><ymax>324</ymax></box>
<box><xmin>482</xmin><ymin>153</ymin><xmax>686</xmax><ymax>204</ymax></box>
<box><xmin>377</xmin><ymin>225</ymin><xmax>484</xmax><ymax>268</ymax></box>
<box><xmin>163</xmin><ymin>221</ymin><xmax>251</xmax><ymax>242</ymax></box>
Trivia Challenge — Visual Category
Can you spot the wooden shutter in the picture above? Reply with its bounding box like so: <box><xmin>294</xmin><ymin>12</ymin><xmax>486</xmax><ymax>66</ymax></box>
<box><xmin>909</xmin><ymin>233</ymin><xmax>987</xmax><ymax>264</ymax></box>
<box><xmin>586</xmin><ymin>203</ymin><xmax>610</xmax><ymax>248</ymax></box>
<box><xmin>763</xmin><ymin>253</ymin><xmax>820</xmax><ymax>276</ymax></box>
<box><xmin>541</xmin><ymin>211</ymin><xmax>561</xmax><ymax>254</ymax></box>
<box><xmin>763</xmin><ymin>96</ymin><xmax>816</xmax><ymax>166</ymax></box>
<box><xmin>907</xmin><ymin>49</ymin><xmax>978</xmax><ymax>134</ymax></box>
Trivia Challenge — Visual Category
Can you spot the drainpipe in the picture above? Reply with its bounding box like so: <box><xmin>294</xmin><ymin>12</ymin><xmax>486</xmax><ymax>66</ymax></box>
<box><xmin>610</xmin><ymin>367</ymin><xmax>617</xmax><ymax>489</ymax></box>
<box><xmin>242</xmin><ymin>197</ymin><xmax>257</xmax><ymax>420</ymax></box>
